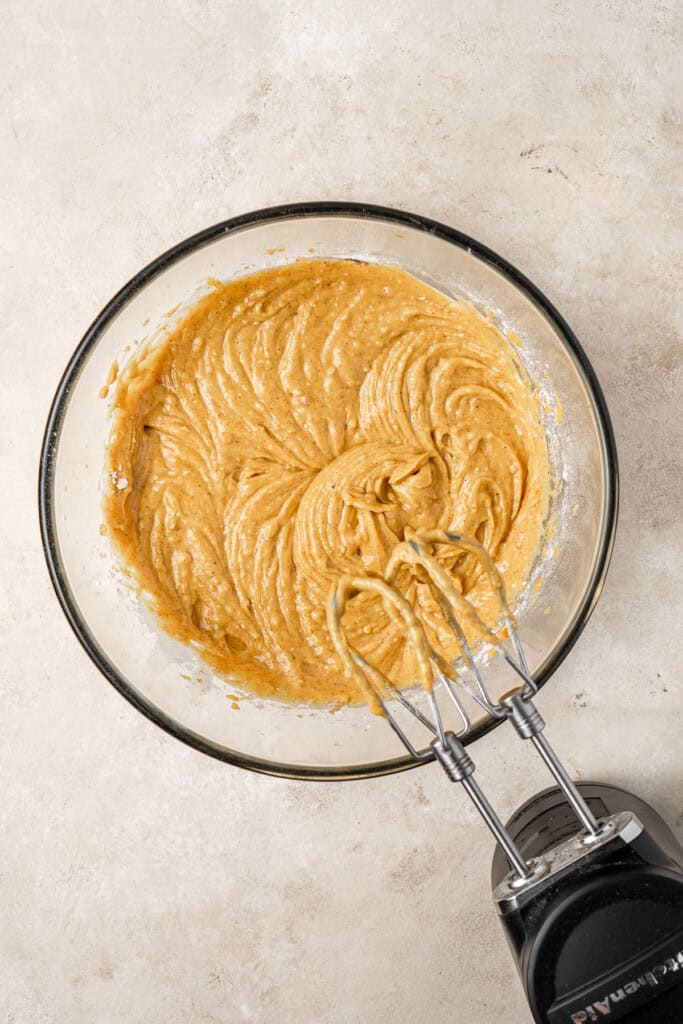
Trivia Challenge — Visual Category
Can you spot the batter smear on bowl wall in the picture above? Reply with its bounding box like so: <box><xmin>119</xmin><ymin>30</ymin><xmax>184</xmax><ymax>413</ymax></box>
<box><xmin>104</xmin><ymin>259</ymin><xmax>550</xmax><ymax>705</ymax></box>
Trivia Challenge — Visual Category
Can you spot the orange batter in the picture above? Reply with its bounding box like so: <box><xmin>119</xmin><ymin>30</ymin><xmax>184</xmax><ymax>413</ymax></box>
<box><xmin>104</xmin><ymin>259</ymin><xmax>549</xmax><ymax>706</ymax></box>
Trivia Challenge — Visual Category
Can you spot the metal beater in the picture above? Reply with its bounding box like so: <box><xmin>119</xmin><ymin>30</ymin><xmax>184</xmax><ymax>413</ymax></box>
<box><xmin>329</xmin><ymin>530</ymin><xmax>683</xmax><ymax>1024</ymax></box>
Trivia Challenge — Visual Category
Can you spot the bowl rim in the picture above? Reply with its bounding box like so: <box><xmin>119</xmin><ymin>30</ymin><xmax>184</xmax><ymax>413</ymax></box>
<box><xmin>38</xmin><ymin>201</ymin><xmax>619</xmax><ymax>780</ymax></box>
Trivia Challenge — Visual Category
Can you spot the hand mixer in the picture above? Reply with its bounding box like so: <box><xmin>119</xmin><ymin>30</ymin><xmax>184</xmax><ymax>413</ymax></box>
<box><xmin>329</xmin><ymin>530</ymin><xmax>683</xmax><ymax>1024</ymax></box>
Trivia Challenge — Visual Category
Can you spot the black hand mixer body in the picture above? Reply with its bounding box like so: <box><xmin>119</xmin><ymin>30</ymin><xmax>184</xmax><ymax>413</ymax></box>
<box><xmin>492</xmin><ymin>783</ymin><xmax>683</xmax><ymax>1024</ymax></box>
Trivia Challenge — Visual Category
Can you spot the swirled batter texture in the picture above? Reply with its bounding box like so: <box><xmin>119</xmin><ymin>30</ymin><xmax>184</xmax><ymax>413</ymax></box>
<box><xmin>105</xmin><ymin>260</ymin><xmax>549</xmax><ymax>706</ymax></box>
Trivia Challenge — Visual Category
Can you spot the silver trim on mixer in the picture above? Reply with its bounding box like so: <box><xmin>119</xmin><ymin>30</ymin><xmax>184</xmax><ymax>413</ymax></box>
<box><xmin>493</xmin><ymin>811</ymin><xmax>644</xmax><ymax>911</ymax></box>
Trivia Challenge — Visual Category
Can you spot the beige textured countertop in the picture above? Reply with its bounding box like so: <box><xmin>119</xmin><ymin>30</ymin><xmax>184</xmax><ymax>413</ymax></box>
<box><xmin>2</xmin><ymin>2</ymin><xmax>681</xmax><ymax>1021</ymax></box>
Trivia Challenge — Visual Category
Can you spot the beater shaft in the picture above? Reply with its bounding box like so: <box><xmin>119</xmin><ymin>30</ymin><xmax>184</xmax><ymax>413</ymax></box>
<box><xmin>432</xmin><ymin>732</ymin><xmax>533</xmax><ymax>878</ymax></box>
<box><xmin>531</xmin><ymin>733</ymin><xmax>600</xmax><ymax>837</ymax></box>
<box><xmin>462</xmin><ymin>777</ymin><xmax>533</xmax><ymax>880</ymax></box>
<box><xmin>501</xmin><ymin>689</ymin><xmax>601</xmax><ymax>837</ymax></box>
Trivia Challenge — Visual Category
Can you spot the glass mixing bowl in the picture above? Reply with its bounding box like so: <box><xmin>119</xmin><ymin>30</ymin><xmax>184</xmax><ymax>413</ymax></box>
<box><xmin>39</xmin><ymin>203</ymin><xmax>617</xmax><ymax>779</ymax></box>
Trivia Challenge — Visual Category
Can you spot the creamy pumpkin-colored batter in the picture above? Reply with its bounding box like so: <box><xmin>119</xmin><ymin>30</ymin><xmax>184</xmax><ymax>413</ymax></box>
<box><xmin>104</xmin><ymin>259</ymin><xmax>549</xmax><ymax>706</ymax></box>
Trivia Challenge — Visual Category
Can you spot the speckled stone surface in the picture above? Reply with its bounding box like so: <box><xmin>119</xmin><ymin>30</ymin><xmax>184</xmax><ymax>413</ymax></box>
<box><xmin>2</xmin><ymin>2</ymin><xmax>682</xmax><ymax>1021</ymax></box>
